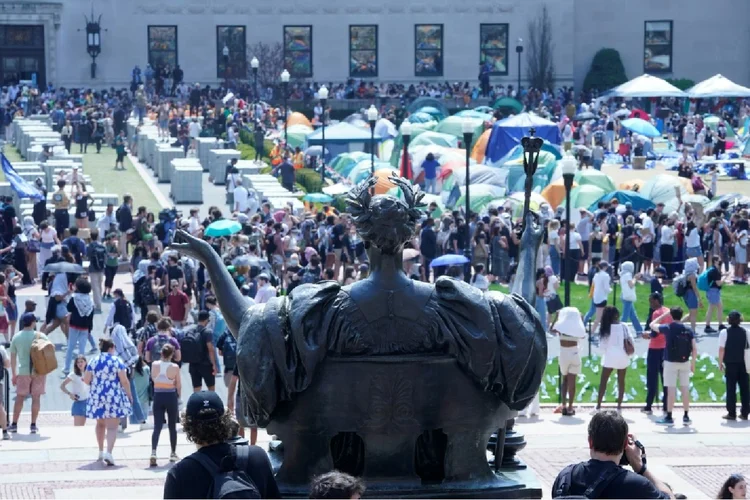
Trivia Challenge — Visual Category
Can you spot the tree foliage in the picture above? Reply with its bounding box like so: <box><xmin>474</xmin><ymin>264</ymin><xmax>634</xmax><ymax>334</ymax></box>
<box><xmin>526</xmin><ymin>5</ymin><xmax>556</xmax><ymax>91</ymax></box>
<box><xmin>666</xmin><ymin>78</ymin><xmax>696</xmax><ymax>91</ymax></box>
<box><xmin>583</xmin><ymin>49</ymin><xmax>627</xmax><ymax>92</ymax></box>
<box><xmin>246</xmin><ymin>41</ymin><xmax>284</xmax><ymax>88</ymax></box>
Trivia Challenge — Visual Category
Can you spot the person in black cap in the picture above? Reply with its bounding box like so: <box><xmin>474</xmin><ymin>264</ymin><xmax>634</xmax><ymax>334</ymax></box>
<box><xmin>163</xmin><ymin>391</ymin><xmax>280</xmax><ymax>499</ymax></box>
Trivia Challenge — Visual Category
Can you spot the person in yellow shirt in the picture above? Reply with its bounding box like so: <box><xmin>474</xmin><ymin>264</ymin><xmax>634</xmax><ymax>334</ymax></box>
<box><xmin>292</xmin><ymin>147</ymin><xmax>304</xmax><ymax>170</ymax></box>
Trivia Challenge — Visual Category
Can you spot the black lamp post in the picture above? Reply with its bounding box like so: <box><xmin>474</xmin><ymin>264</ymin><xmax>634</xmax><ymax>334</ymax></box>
<box><xmin>515</xmin><ymin>38</ymin><xmax>523</xmax><ymax>99</ymax></box>
<box><xmin>84</xmin><ymin>13</ymin><xmax>102</xmax><ymax>79</ymax></box>
<box><xmin>400</xmin><ymin>121</ymin><xmax>412</xmax><ymax>179</ymax></box>
<box><xmin>222</xmin><ymin>45</ymin><xmax>230</xmax><ymax>87</ymax></box>
<box><xmin>463</xmin><ymin>121</ymin><xmax>474</xmax><ymax>282</ymax></box>
<box><xmin>520</xmin><ymin>128</ymin><xmax>543</xmax><ymax>233</ymax></box>
<box><xmin>561</xmin><ymin>154</ymin><xmax>577</xmax><ymax>306</ymax></box>
<box><xmin>367</xmin><ymin>105</ymin><xmax>378</xmax><ymax>192</ymax></box>
<box><xmin>281</xmin><ymin>69</ymin><xmax>290</xmax><ymax>147</ymax></box>
<box><xmin>318</xmin><ymin>85</ymin><xmax>329</xmax><ymax>184</ymax></box>
<box><xmin>251</xmin><ymin>57</ymin><xmax>259</xmax><ymax>102</ymax></box>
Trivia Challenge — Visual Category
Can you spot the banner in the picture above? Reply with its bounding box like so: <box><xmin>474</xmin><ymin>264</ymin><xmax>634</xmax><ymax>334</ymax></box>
<box><xmin>0</xmin><ymin>154</ymin><xmax>44</xmax><ymax>201</ymax></box>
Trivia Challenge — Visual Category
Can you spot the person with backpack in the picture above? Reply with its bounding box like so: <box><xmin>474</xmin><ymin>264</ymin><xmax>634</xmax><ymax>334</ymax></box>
<box><xmin>104</xmin><ymin>289</ymin><xmax>135</xmax><ymax>334</ymax></box>
<box><xmin>680</xmin><ymin>257</ymin><xmax>702</xmax><ymax>333</ymax></box>
<box><xmin>163</xmin><ymin>390</ymin><xmax>280</xmax><ymax>499</ymax></box>
<box><xmin>216</xmin><ymin>327</ymin><xmax>237</xmax><ymax>388</ymax></box>
<box><xmin>718</xmin><ymin>311</ymin><xmax>750</xmax><ymax>421</ymax></box>
<box><xmin>8</xmin><ymin>313</ymin><xmax>49</xmax><ymax>435</ymax></box>
<box><xmin>650</xmin><ymin>306</ymin><xmax>698</xmax><ymax>425</ymax></box>
<box><xmin>144</xmin><ymin>318</ymin><xmax>182</xmax><ymax>365</ymax></box>
<box><xmin>86</xmin><ymin>230</ymin><xmax>107</xmax><ymax>314</ymax></box>
<box><xmin>551</xmin><ymin>411</ymin><xmax>672</xmax><ymax>499</ymax></box>
<box><xmin>702</xmin><ymin>256</ymin><xmax>725</xmax><ymax>333</ymax></box>
<box><xmin>182</xmin><ymin>311</ymin><xmax>218</xmax><ymax>392</ymax></box>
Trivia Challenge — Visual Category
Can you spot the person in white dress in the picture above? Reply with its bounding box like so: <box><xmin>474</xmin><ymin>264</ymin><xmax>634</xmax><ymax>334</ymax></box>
<box><xmin>594</xmin><ymin>306</ymin><xmax>634</xmax><ymax>412</ymax></box>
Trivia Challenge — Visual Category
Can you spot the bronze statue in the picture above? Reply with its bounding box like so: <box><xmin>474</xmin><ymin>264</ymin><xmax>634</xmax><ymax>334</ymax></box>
<box><xmin>172</xmin><ymin>175</ymin><xmax>546</xmax><ymax>497</ymax></box>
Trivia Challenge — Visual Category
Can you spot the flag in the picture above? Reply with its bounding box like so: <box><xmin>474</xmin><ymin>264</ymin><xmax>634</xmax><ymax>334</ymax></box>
<box><xmin>445</xmin><ymin>182</ymin><xmax>461</xmax><ymax>209</ymax></box>
<box><xmin>0</xmin><ymin>153</ymin><xmax>44</xmax><ymax>201</ymax></box>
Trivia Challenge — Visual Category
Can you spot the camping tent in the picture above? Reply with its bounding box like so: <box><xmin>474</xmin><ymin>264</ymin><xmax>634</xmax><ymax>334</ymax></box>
<box><xmin>471</xmin><ymin>129</ymin><xmax>492</xmax><ymax>163</ymax></box>
<box><xmin>307</xmin><ymin>122</ymin><xmax>384</xmax><ymax>157</ymax></box>
<box><xmin>484</xmin><ymin>113</ymin><xmax>562</xmax><ymax>163</ymax></box>
<box><xmin>283</xmin><ymin>124</ymin><xmax>314</xmax><ymax>149</ymax></box>
<box><xmin>588</xmin><ymin>190</ymin><xmax>655</xmax><ymax>212</ymax></box>
<box><xmin>493</xmin><ymin>97</ymin><xmax>523</xmax><ymax>113</ymax></box>
<box><xmin>434</xmin><ymin>116</ymin><xmax>485</xmax><ymax>144</ymax></box>
<box><xmin>407</xmin><ymin>97</ymin><xmax>449</xmax><ymax>120</ymax></box>
<box><xmin>607</xmin><ymin>74</ymin><xmax>687</xmax><ymax>98</ymax></box>
<box><xmin>408</xmin><ymin>131</ymin><xmax>459</xmax><ymax>152</ymax></box>
<box><xmin>574</xmin><ymin>169</ymin><xmax>616</xmax><ymax>192</ymax></box>
<box><xmin>687</xmin><ymin>74</ymin><xmax>750</xmax><ymax>98</ymax></box>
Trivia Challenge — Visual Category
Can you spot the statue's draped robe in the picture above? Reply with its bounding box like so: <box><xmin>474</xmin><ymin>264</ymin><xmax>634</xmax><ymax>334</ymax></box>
<box><xmin>237</xmin><ymin>277</ymin><xmax>547</xmax><ymax>427</ymax></box>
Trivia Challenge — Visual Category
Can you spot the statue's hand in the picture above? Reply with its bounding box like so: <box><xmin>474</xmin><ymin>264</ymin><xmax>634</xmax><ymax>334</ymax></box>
<box><xmin>170</xmin><ymin>229</ymin><xmax>213</xmax><ymax>262</ymax></box>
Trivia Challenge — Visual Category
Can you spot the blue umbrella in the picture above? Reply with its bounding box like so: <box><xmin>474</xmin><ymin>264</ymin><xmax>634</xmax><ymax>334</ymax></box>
<box><xmin>303</xmin><ymin>193</ymin><xmax>334</xmax><ymax>203</ymax></box>
<box><xmin>205</xmin><ymin>219</ymin><xmax>242</xmax><ymax>237</ymax></box>
<box><xmin>430</xmin><ymin>254</ymin><xmax>470</xmax><ymax>267</ymax></box>
<box><xmin>620</xmin><ymin>118</ymin><xmax>661</xmax><ymax>138</ymax></box>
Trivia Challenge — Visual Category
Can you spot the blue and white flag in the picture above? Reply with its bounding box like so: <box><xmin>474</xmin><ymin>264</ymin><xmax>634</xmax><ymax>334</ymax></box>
<box><xmin>0</xmin><ymin>153</ymin><xmax>44</xmax><ymax>201</ymax></box>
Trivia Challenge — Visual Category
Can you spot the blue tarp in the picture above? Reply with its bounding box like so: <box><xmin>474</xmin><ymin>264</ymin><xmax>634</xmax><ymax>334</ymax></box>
<box><xmin>484</xmin><ymin>113</ymin><xmax>562</xmax><ymax>163</ymax></box>
<box><xmin>588</xmin><ymin>190</ymin><xmax>655</xmax><ymax>212</ymax></box>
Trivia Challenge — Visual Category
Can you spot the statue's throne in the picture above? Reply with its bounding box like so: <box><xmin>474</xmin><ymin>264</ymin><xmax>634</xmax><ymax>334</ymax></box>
<box><xmin>264</xmin><ymin>355</ymin><xmax>541</xmax><ymax>498</ymax></box>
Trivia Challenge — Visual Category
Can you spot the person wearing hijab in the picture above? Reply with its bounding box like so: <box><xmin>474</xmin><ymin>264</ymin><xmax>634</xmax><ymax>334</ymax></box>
<box><xmin>110</xmin><ymin>323</ymin><xmax>147</xmax><ymax>428</ymax></box>
<box><xmin>32</xmin><ymin>178</ymin><xmax>47</xmax><ymax>226</ymax></box>
<box><xmin>63</xmin><ymin>278</ymin><xmax>94</xmax><ymax>375</ymax></box>
<box><xmin>22</xmin><ymin>216</ymin><xmax>40</xmax><ymax>283</ymax></box>
<box><xmin>682</xmin><ymin>257</ymin><xmax>702</xmax><ymax>332</ymax></box>
<box><xmin>41</xmin><ymin>272</ymin><xmax>71</xmax><ymax>340</ymax></box>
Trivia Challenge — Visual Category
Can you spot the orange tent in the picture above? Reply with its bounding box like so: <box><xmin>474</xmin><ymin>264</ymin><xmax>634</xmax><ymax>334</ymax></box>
<box><xmin>471</xmin><ymin>129</ymin><xmax>492</xmax><ymax>163</ymax></box>
<box><xmin>618</xmin><ymin>179</ymin><xmax>645</xmax><ymax>192</ymax></box>
<box><xmin>287</xmin><ymin>112</ymin><xmax>312</xmax><ymax>128</ymax></box>
<box><xmin>373</xmin><ymin>168</ymin><xmax>398</xmax><ymax>194</ymax></box>
<box><xmin>541</xmin><ymin>178</ymin><xmax>578</xmax><ymax>209</ymax></box>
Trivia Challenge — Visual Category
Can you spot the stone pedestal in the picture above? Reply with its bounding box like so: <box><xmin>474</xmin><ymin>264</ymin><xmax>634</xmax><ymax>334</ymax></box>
<box><xmin>196</xmin><ymin>137</ymin><xmax>219</xmax><ymax>171</ymax></box>
<box><xmin>208</xmin><ymin>149</ymin><xmax>240</xmax><ymax>185</ymax></box>
<box><xmin>171</xmin><ymin>161</ymin><xmax>203</xmax><ymax>203</ymax></box>
<box><xmin>155</xmin><ymin>145</ymin><xmax>184</xmax><ymax>183</ymax></box>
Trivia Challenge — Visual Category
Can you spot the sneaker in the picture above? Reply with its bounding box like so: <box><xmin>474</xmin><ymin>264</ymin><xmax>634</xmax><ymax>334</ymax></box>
<box><xmin>98</xmin><ymin>451</ymin><xmax>104</xmax><ymax>462</ymax></box>
<box><xmin>30</xmin><ymin>424</ymin><xmax>38</xmax><ymax>434</ymax></box>
<box><xmin>722</xmin><ymin>414</ymin><xmax>737</xmax><ymax>421</ymax></box>
<box><xmin>150</xmin><ymin>452</ymin><xmax>157</xmax><ymax>467</ymax></box>
<box><xmin>640</xmin><ymin>407</ymin><xmax>652</xmax><ymax>414</ymax></box>
<box><xmin>169</xmin><ymin>452</ymin><xmax>179</xmax><ymax>463</ymax></box>
<box><xmin>740</xmin><ymin>414</ymin><xmax>749</xmax><ymax>421</ymax></box>
<box><xmin>656</xmin><ymin>416</ymin><xmax>674</xmax><ymax>425</ymax></box>
<box><xmin>683</xmin><ymin>414</ymin><xmax>691</xmax><ymax>424</ymax></box>
<box><xmin>8</xmin><ymin>423</ymin><xmax>17</xmax><ymax>433</ymax></box>
<box><xmin>704</xmin><ymin>326</ymin><xmax>717</xmax><ymax>333</ymax></box>
<box><xmin>718</xmin><ymin>324</ymin><xmax>727</xmax><ymax>331</ymax></box>
<box><xmin>2</xmin><ymin>431</ymin><xmax>9</xmax><ymax>440</ymax></box>
<box><xmin>87</xmin><ymin>347</ymin><xmax>98</xmax><ymax>354</ymax></box>
<box><xmin>103</xmin><ymin>452</ymin><xmax>115</xmax><ymax>466</ymax></box>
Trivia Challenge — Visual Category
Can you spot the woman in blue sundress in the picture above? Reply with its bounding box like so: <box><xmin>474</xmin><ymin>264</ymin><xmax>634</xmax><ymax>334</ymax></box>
<box><xmin>84</xmin><ymin>337</ymin><xmax>133</xmax><ymax>467</ymax></box>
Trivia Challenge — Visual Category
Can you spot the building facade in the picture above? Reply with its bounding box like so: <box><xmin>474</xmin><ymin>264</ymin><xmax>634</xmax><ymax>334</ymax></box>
<box><xmin>1</xmin><ymin>0</ymin><xmax>748</xmax><ymax>91</ymax></box>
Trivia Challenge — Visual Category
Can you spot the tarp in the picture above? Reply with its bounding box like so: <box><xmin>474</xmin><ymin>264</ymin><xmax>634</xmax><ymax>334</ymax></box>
<box><xmin>588</xmin><ymin>190</ymin><xmax>655</xmax><ymax>212</ymax></box>
<box><xmin>607</xmin><ymin>74</ymin><xmax>687</xmax><ymax>98</ymax></box>
<box><xmin>484</xmin><ymin>113</ymin><xmax>562</xmax><ymax>163</ymax></box>
<box><xmin>687</xmin><ymin>74</ymin><xmax>750</xmax><ymax>98</ymax></box>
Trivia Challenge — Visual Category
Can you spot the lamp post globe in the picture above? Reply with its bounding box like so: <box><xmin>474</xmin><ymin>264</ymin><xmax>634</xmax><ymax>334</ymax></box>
<box><xmin>560</xmin><ymin>154</ymin><xmax>577</xmax><ymax>307</ymax></box>
<box><xmin>462</xmin><ymin>120</ymin><xmax>474</xmax><ymax>283</ymax></box>
<box><xmin>251</xmin><ymin>56</ymin><xmax>260</xmax><ymax>102</ymax></box>
<box><xmin>400</xmin><ymin>121</ymin><xmax>412</xmax><ymax>180</ymax></box>
<box><xmin>318</xmin><ymin>85</ymin><xmax>329</xmax><ymax>184</ymax></box>
<box><xmin>367</xmin><ymin>105</ymin><xmax>378</xmax><ymax>182</ymax></box>
<box><xmin>281</xmin><ymin>69</ymin><xmax>290</xmax><ymax>146</ymax></box>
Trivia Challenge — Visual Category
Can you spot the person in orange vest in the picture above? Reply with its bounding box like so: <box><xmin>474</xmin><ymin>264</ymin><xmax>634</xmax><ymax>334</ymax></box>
<box><xmin>270</xmin><ymin>141</ymin><xmax>283</xmax><ymax>167</ymax></box>
<box><xmin>292</xmin><ymin>147</ymin><xmax>305</xmax><ymax>170</ymax></box>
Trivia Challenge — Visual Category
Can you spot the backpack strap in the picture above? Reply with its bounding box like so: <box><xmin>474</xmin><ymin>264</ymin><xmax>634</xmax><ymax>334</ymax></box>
<box><xmin>583</xmin><ymin>465</ymin><xmax>626</xmax><ymax>499</ymax></box>
<box><xmin>234</xmin><ymin>444</ymin><xmax>250</xmax><ymax>471</ymax></box>
<box><xmin>553</xmin><ymin>464</ymin><xmax>577</xmax><ymax>497</ymax></box>
<box><xmin>186</xmin><ymin>451</ymin><xmax>221</xmax><ymax>476</ymax></box>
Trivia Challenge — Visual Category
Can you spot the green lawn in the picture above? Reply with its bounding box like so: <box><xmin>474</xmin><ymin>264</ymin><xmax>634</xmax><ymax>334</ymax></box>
<box><xmin>2</xmin><ymin>143</ymin><xmax>22</xmax><ymax>166</ymax></box>
<box><xmin>542</xmin><ymin>354</ymin><xmax>727</xmax><ymax>404</ymax></box>
<box><xmin>490</xmin><ymin>282</ymin><xmax>750</xmax><ymax>319</ymax></box>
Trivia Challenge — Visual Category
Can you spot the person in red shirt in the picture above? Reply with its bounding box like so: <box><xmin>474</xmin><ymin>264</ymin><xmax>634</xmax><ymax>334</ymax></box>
<box><xmin>641</xmin><ymin>292</ymin><xmax>671</xmax><ymax>414</ymax></box>
<box><xmin>164</xmin><ymin>280</ymin><xmax>190</xmax><ymax>328</ymax></box>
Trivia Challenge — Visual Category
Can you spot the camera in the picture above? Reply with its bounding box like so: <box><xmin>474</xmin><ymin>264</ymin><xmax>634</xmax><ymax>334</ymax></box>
<box><xmin>620</xmin><ymin>438</ymin><xmax>647</xmax><ymax>469</ymax></box>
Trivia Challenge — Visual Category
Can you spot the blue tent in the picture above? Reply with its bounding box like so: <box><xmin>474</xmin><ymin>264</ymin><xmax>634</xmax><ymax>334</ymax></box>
<box><xmin>588</xmin><ymin>190</ymin><xmax>655</xmax><ymax>212</ymax></box>
<box><xmin>484</xmin><ymin>113</ymin><xmax>562</xmax><ymax>163</ymax></box>
<box><xmin>307</xmin><ymin>122</ymin><xmax>384</xmax><ymax>158</ymax></box>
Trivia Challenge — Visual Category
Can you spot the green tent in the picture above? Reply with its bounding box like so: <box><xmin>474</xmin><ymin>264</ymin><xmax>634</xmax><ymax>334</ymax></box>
<box><xmin>283</xmin><ymin>124</ymin><xmax>314</xmax><ymax>149</ymax></box>
<box><xmin>434</xmin><ymin>116</ymin><xmax>485</xmax><ymax>145</ymax></box>
<box><xmin>408</xmin><ymin>131</ymin><xmax>459</xmax><ymax>151</ymax></box>
<box><xmin>562</xmin><ymin>185</ymin><xmax>607</xmax><ymax>209</ymax></box>
<box><xmin>331</xmin><ymin>151</ymin><xmax>369</xmax><ymax>174</ymax></box>
<box><xmin>406</xmin><ymin>112</ymin><xmax>437</xmax><ymax>124</ymax></box>
<box><xmin>574</xmin><ymin>169</ymin><xmax>616</xmax><ymax>192</ymax></box>
<box><xmin>492</xmin><ymin>97</ymin><xmax>523</xmax><ymax>113</ymax></box>
<box><xmin>389</xmin><ymin>121</ymin><xmax>438</xmax><ymax>166</ymax></box>
<box><xmin>348</xmin><ymin>162</ymin><xmax>395</xmax><ymax>184</ymax></box>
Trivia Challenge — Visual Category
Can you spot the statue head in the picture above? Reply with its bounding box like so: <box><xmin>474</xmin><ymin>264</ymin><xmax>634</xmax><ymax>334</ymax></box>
<box><xmin>346</xmin><ymin>176</ymin><xmax>424</xmax><ymax>255</ymax></box>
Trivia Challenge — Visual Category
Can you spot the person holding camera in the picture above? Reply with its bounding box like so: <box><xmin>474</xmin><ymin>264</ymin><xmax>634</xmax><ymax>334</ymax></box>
<box><xmin>552</xmin><ymin>411</ymin><xmax>673</xmax><ymax>498</ymax></box>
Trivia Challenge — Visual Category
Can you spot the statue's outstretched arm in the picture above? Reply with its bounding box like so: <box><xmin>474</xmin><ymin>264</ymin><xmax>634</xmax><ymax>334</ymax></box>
<box><xmin>171</xmin><ymin>229</ymin><xmax>250</xmax><ymax>337</ymax></box>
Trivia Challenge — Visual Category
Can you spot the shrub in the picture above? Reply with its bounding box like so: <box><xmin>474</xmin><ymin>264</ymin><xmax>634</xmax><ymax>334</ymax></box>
<box><xmin>583</xmin><ymin>49</ymin><xmax>627</xmax><ymax>92</ymax></box>
<box><xmin>296</xmin><ymin>168</ymin><xmax>323</xmax><ymax>194</ymax></box>
<box><xmin>666</xmin><ymin>78</ymin><xmax>696</xmax><ymax>91</ymax></box>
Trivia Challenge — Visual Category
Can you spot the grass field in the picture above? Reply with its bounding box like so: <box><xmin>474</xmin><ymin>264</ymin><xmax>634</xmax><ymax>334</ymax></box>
<box><xmin>489</xmin><ymin>282</ymin><xmax>750</xmax><ymax>319</ymax></box>
<box><xmin>542</xmin><ymin>353</ymin><xmax>728</xmax><ymax>405</ymax></box>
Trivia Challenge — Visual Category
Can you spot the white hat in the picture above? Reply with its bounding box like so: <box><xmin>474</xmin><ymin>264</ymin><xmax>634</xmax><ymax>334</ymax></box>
<box><xmin>551</xmin><ymin>307</ymin><xmax>587</xmax><ymax>339</ymax></box>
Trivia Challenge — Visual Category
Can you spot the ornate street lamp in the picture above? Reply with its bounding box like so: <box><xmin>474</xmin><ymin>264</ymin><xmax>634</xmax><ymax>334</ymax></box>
<box><xmin>462</xmin><ymin>120</ymin><xmax>474</xmax><ymax>282</ymax></box>
<box><xmin>400</xmin><ymin>121</ymin><xmax>412</xmax><ymax>180</ymax></box>
<box><xmin>367</xmin><ymin>105</ymin><xmax>378</xmax><ymax>183</ymax></box>
<box><xmin>318</xmin><ymin>85</ymin><xmax>329</xmax><ymax>184</ymax></box>
<box><xmin>251</xmin><ymin>57</ymin><xmax>259</xmax><ymax>102</ymax></box>
<box><xmin>520</xmin><ymin>128</ymin><xmax>543</xmax><ymax>232</ymax></box>
<box><xmin>84</xmin><ymin>12</ymin><xmax>102</xmax><ymax>79</ymax></box>
<box><xmin>560</xmin><ymin>154</ymin><xmax>577</xmax><ymax>306</ymax></box>
<box><xmin>280</xmin><ymin>69</ymin><xmax>290</xmax><ymax>147</ymax></box>
<box><xmin>515</xmin><ymin>38</ymin><xmax>523</xmax><ymax>99</ymax></box>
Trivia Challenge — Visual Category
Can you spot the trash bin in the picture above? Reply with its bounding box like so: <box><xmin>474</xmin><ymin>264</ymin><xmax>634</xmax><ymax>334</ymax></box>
<box><xmin>633</xmin><ymin>156</ymin><xmax>646</xmax><ymax>170</ymax></box>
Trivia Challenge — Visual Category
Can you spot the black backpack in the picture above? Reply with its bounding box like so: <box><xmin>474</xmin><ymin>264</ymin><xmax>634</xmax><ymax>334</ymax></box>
<box><xmin>180</xmin><ymin>325</ymin><xmax>206</xmax><ymax>364</ymax></box>
<box><xmin>667</xmin><ymin>324</ymin><xmax>694</xmax><ymax>363</ymax></box>
<box><xmin>553</xmin><ymin>463</ymin><xmax>626</xmax><ymax>499</ymax></box>
<box><xmin>89</xmin><ymin>242</ymin><xmax>107</xmax><ymax>272</ymax></box>
<box><xmin>187</xmin><ymin>446</ymin><xmax>260</xmax><ymax>499</ymax></box>
<box><xmin>138</xmin><ymin>277</ymin><xmax>156</xmax><ymax>306</ymax></box>
<box><xmin>149</xmin><ymin>335</ymin><xmax>171</xmax><ymax>363</ymax></box>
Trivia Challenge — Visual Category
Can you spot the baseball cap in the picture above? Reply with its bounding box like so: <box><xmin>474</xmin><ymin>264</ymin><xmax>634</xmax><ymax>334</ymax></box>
<box><xmin>186</xmin><ymin>391</ymin><xmax>225</xmax><ymax>420</ymax></box>
<box><xmin>21</xmin><ymin>312</ymin><xmax>37</xmax><ymax>328</ymax></box>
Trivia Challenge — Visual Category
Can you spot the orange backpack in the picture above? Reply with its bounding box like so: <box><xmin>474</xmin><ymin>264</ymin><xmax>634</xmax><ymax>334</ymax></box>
<box><xmin>30</xmin><ymin>333</ymin><xmax>58</xmax><ymax>376</ymax></box>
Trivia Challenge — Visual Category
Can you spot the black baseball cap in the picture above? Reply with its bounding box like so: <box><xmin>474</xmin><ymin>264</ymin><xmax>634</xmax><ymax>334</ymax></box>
<box><xmin>186</xmin><ymin>391</ymin><xmax>225</xmax><ymax>420</ymax></box>
<box><xmin>20</xmin><ymin>312</ymin><xmax>37</xmax><ymax>328</ymax></box>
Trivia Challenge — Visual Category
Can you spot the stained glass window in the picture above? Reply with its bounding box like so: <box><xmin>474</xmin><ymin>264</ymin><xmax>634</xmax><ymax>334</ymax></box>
<box><xmin>0</xmin><ymin>25</ymin><xmax>44</xmax><ymax>48</ymax></box>
<box><xmin>415</xmin><ymin>24</ymin><xmax>443</xmax><ymax>77</ymax></box>
<box><xmin>349</xmin><ymin>25</ymin><xmax>377</xmax><ymax>78</ymax></box>
<box><xmin>284</xmin><ymin>26</ymin><xmax>313</xmax><ymax>78</ymax></box>
<box><xmin>480</xmin><ymin>24</ymin><xmax>508</xmax><ymax>76</ymax></box>
<box><xmin>217</xmin><ymin>26</ymin><xmax>247</xmax><ymax>79</ymax></box>
<box><xmin>147</xmin><ymin>26</ymin><xmax>177</xmax><ymax>70</ymax></box>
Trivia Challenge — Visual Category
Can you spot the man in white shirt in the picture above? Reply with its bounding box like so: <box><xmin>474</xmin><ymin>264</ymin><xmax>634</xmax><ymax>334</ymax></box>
<box><xmin>188</xmin><ymin>118</ymin><xmax>202</xmax><ymax>152</ymax></box>
<box><xmin>592</xmin><ymin>261</ymin><xmax>612</xmax><ymax>333</ymax></box>
<box><xmin>187</xmin><ymin>209</ymin><xmax>202</xmax><ymax>236</ymax></box>
<box><xmin>96</xmin><ymin>204</ymin><xmax>118</xmax><ymax>237</ymax></box>
<box><xmin>254</xmin><ymin>274</ymin><xmax>277</xmax><ymax>304</ymax></box>
<box><xmin>233</xmin><ymin>184</ymin><xmax>249</xmax><ymax>214</ymax></box>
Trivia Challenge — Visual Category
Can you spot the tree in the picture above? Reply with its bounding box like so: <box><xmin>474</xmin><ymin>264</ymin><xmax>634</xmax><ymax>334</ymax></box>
<box><xmin>526</xmin><ymin>5</ymin><xmax>555</xmax><ymax>91</ymax></box>
<box><xmin>246</xmin><ymin>41</ymin><xmax>284</xmax><ymax>88</ymax></box>
<box><xmin>583</xmin><ymin>49</ymin><xmax>627</xmax><ymax>92</ymax></box>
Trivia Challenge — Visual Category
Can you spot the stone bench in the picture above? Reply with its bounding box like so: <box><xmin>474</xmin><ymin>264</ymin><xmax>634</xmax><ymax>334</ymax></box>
<box><xmin>208</xmin><ymin>149</ymin><xmax>240</xmax><ymax>185</ymax></box>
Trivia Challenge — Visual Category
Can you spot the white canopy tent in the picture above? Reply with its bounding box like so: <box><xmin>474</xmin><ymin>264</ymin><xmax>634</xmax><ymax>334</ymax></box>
<box><xmin>607</xmin><ymin>74</ymin><xmax>687</xmax><ymax>98</ymax></box>
<box><xmin>686</xmin><ymin>74</ymin><xmax>750</xmax><ymax>98</ymax></box>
